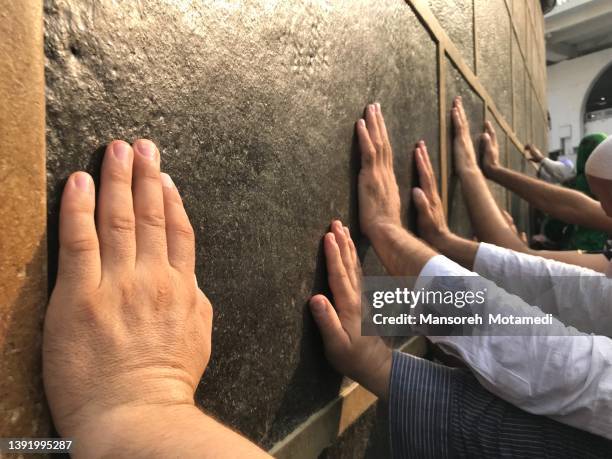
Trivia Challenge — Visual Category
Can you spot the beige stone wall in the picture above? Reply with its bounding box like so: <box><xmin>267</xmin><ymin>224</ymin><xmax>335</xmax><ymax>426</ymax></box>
<box><xmin>0</xmin><ymin>0</ymin><xmax>48</xmax><ymax>439</ymax></box>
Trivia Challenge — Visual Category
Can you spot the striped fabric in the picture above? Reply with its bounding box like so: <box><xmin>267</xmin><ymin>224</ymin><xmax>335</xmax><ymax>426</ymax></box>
<box><xmin>388</xmin><ymin>351</ymin><xmax>612</xmax><ymax>458</ymax></box>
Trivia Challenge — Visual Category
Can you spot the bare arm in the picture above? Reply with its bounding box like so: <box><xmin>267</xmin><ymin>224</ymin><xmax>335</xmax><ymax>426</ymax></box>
<box><xmin>485</xmin><ymin>159</ymin><xmax>612</xmax><ymax>233</ymax></box>
<box><xmin>450</xmin><ymin>98</ymin><xmax>532</xmax><ymax>253</ymax></box>
<box><xmin>449</xmin><ymin>98</ymin><xmax>609</xmax><ymax>272</ymax></box>
<box><xmin>75</xmin><ymin>405</ymin><xmax>269</xmax><ymax>458</ymax></box>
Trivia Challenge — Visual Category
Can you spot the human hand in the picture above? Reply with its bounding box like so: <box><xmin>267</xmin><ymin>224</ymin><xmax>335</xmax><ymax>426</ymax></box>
<box><xmin>451</xmin><ymin>96</ymin><xmax>479</xmax><ymax>175</ymax></box>
<box><xmin>412</xmin><ymin>141</ymin><xmax>452</xmax><ymax>248</ymax></box>
<box><xmin>356</xmin><ymin>103</ymin><xmax>402</xmax><ymax>242</ymax></box>
<box><xmin>309</xmin><ymin>220</ymin><xmax>392</xmax><ymax>400</ymax></box>
<box><xmin>43</xmin><ymin>140</ymin><xmax>213</xmax><ymax>442</ymax></box>
<box><xmin>481</xmin><ymin>120</ymin><xmax>502</xmax><ymax>176</ymax></box>
<box><xmin>525</xmin><ymin>144</ymin><xmax>544</xmax><ymax>163</ymax></box>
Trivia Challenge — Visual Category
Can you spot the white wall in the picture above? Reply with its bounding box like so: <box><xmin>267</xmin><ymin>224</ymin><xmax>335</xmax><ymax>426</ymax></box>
<box><xmin>585</xmin><ymin>117</ymin><xmax>612</xmax><ymax>136</ymax></box>
<box><xmin>547</xmin><ymin>47</ymin><xmax>612</xmax><ymax>152</ymax></box>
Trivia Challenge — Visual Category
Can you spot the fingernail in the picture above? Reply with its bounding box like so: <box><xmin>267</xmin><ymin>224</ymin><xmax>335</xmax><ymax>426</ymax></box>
<box><xmin>358</xmin><ymin>119</ymin><xmax>365</xmax><ymax>127</ymax></box>
<box><xmin>375</xmin><ymin>102</ymin><xmax>381</xmax><ymax>112</ymax></box>
<box><xmin>161</xmin><ymin>172</ymin><xmax>174</xmax><ymax>188</ymax></box>
<box><xmin>74</xmin><ymin>172</ymin><xmax>91</xmax><ymax>192</ymax></box>
<box><xmin>112</xmin><ymin>141</ymin><xmax>129</xmax><ymax>161</ymax></box>
<box><xmin>327</xmin><ymin>232</ymin><xmax>336</xmax><ymax>244</ymax></box>
<box><xmin>369</xmin><ymin>104</ymin><xmax>376</xmax><ymax>113</ymax></box>
<box><xmin>135</xmin><ymin>139</ymin><xmax>156</xmax><ymax>160</ymax></box>
<box><xmin>310</xmin><ymin>298</ymin><xmax>326</xmax><ymax>315</ymax></box>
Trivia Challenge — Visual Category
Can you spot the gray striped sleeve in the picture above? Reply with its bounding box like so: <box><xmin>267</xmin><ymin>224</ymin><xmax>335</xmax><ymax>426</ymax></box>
<box><xmin>389</xmin><ymin>350</ymin><xmax>453</xmax><ymax>458</ymax></box>
<box><xmin>388</xmin><ymin>350</ymin><xmax>612</xmax><ymax>458</ymax></box>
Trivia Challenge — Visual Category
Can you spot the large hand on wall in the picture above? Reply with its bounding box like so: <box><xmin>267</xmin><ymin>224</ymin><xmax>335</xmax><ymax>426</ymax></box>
<box><xmin>356</xmin><ymin>103</ymin><xmax>403</xmax><ymax>241</ymax></box>
<box><xmin>412</xmin><ymin>141</ymin><xmax>452</xmax><ymax>249</ymax></box>
<box><xmin>43</xmin><ymin>140</ymin><xmax>213</xmax><ymax>447</ymax></box>
<box><xmin>309</xmin><ymin>220</ymin><xmax>392</xmax><ymax>401</ymax></box>
<box><xmin>451</xmin><ymin>96</ymin><xmax>480</xmax><ymax>175</ymax></box>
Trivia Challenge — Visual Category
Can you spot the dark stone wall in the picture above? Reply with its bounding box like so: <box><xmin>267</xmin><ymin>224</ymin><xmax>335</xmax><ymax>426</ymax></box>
<box><xmin>42</xmin><ymin>0</ymin><xmax>548</xmax><ymax>455</ymax></box>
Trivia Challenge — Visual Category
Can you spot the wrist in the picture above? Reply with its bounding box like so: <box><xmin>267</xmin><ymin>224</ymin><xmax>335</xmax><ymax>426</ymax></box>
<box><xmin>364</xmin><ymin>220</ymin><xmax>404</xmax><ymax>247</ymax></box>
<box><xmin>352</xmin><ymin>344</ymin><xmax>392</xmax><ymax>401</ymax></box>
<box><xmin>71</xmin><ymin>402</ymin><xmax>199</xmax><ymax>458</ymax></box>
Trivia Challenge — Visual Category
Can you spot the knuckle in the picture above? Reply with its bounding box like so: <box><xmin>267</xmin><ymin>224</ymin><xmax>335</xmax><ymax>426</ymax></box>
<box><xmin>106</xmin><ymin>167</ymin><xmax>131</xmax><ymax>185</ymax></box>
<box><xmin>170</xmin><ymin>222</ymin><xmax>195</xmax><ymax>242</ymax></box>
<box><xmin>64</xmin><ymin>236</ymin><xmax>98</xmax><ymax>255</ymax></box>
<box><xmin>107</xmin><ymin>214</ymin><xmax>136</xmax><ymax>235</ymax></box>
<box><xmin>138</xmin><ymin>211</ymin><xmax>166</xmax><ymax>230</ymax></box>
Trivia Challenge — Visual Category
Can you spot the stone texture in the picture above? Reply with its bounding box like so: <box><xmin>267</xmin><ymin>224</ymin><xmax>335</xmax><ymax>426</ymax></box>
<box><xmin>0</xmin><ymin>0</ymin><xmax>545</xmax><ymax>453</ymax></box>
<box><xmin>44</xmin><ymin>0</ymin><xmax>438</xmax><ymax>449</ymax></box>
<box><xmin>513</xmin><ymin>36</ymin><xmax>529</xmax><ymax>143</ymax></box>
<box><xmin>427</xmin><ymin>0</ymin><xmax>475</xmax><ymax>71</ymax></box>
<box><xmin>475</xmin><ymin>0</ymin><xmax>512</xmax><ymax>125</ymax></box>
<box><xmin>512</xmin><ymin>0</ymin><xmax>527</xmax><ymax>56</ymax></box>
<box><xmin>318</xmin><ymin>403</ymin><xmax>390</xmax><ymax>459</ymax></box>
<box><xmin>0</xmin><ymin>0</ymin><xmax>49</xmax><ymax>439</ymax></box>
<box><xmin>445</xmin><ymin>58</ymin><xmax>484</xmax><ymax>238</ymax></box>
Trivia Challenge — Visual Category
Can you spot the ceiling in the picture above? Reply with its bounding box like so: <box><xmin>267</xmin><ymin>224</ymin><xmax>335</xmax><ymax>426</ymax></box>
<box><xmin>545</xmin><ymin>0</ymin><xmax>612</xmax><ymax>64</ymax></box>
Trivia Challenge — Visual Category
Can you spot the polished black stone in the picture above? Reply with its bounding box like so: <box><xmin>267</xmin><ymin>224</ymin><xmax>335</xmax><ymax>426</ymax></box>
<box><xmin>44</xmin><ymin>0</ymin><xmax>438</xmax><ymax>449</ymax></box>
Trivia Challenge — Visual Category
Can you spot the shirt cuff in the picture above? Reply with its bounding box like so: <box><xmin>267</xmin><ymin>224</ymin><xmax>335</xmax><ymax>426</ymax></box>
<box><xmin>418</xmin><ymin>254</ymin><xmax>476</xmax><ymax>278</ymax></box>
<box><xmin>473</xmin><ymin>242</ymin><xmax>509</xmax><ymax>278</ymax></box>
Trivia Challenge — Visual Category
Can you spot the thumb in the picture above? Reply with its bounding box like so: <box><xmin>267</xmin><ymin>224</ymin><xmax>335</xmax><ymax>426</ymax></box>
<box><xmin>412</xmin><ymin>187</ymin><xmax>430</xmax><ymax>213</ymax></box>
<box><xmin>310</xmin><ymin>294</ymin><xmax>349</xmax><ymax>350</ymax></box>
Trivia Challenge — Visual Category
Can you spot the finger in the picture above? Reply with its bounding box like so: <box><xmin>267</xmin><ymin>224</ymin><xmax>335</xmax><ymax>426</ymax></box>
<box><xmin>332</xmin><ymin>220</ymin><xmax>357</xmax><ymax>289</ymax></box>
<box><xmin>309</xmin><ymin>294</ymin><xmax>350</xmax><ymax>351</ymax></box>
<box><xmin>132</xmin><ymin>139</ymin><xmax>168</xmax><ymax>265</ymax></box>
<box><xmin>57</xmin><ymin>172</ymin><xmax>101</xmax><ymax>290</ymax></box>
<box><xmin>415</xmin><ymin>147</ymin><xmax>436</xmax><ymax>199</ymax></box>
<box><xmin>419</xmin><ymin>140</ymin><xmax>435</xmax><ymax>177</ymax></box>
<box><xmin>481</xmin><ymin>132</ymin><xmax>492</xmax><ymax>151</ymax></box>
<box><xmin>365</xmin><ymin>104</ymin><xmax>383</xmax><ymax>164</ymax></box>
<box><xmin>485</xmin><ymin>120</ymin><xmax>498</xmax><ymax>146</ymax></box>
<box><xmin>356</xmin><ymin>119</ymin><xmax>376</xmax><ymax>169</ymax></box>
<box><xmin>456</xmin><ymin>96</ymin><xmax>468</xmax><ymax>125</ymax></box>
<box><xmin>343</xmin><ymin>226</ymin><xmax>358</xmax><ymax>268</ymax></box>
<box><xmin>324</xmin><ymin>232</ymin><xmax>353</xmax><ymax>301</ymax></box>
<box><xmin>412</xmin><ymin>187</ymin><xmax>431</xmax><ymax>217</ymax></box>
<box><xmin>161</xmin><ymin>173</ymin><xmax>196</xmax><ymax>273</ymax></box>
<box><xmin>97</xmin><ymin>140</ymin><xmax>136</xmax><ymax>274</ymax></box>
<box><xmin>375</xmin><ymin>103</ymin><xmax>392</xmax><ymax>167</ymax></box>
<box><xmin>451</xmin><ymin>107</ymin><xmax>465</xmax><ymax>134</ymax></box>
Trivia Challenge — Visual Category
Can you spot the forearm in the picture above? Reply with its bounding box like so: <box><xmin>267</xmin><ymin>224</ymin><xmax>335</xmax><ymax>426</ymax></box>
<box><xmin>433</xmin><ymin>233</ymin><xmax>480</xmax><ymax>270</ymax></box>
<box><xmin>73</xmin><ymin>404</ymin><xmax>269</xmax><ymax>459</ymax></box>
<box><xmin>487</xmin><ymin>165</ymin><xmax>612</xmax><ymax>231</ymax></box>
<box><xmin>368</xmin><ymin>224</ymin><xmax>438</xmax><ymax>276</ymax></box>
<box><xmin>458</xmin><ymin>167</ymin><xmax>529</xmax><ymax>252</ymax></box>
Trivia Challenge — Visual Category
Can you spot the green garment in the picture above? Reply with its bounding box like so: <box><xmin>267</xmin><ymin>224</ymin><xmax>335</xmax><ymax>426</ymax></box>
<box><xmin>544</xmin><ymin>133</ymin><xmax>608</xmax><ymax>251</ymax></box>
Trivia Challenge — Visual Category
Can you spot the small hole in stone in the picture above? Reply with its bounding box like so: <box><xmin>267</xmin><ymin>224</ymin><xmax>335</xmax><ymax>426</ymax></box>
<box><xmin>69</xmin><ymin>44</ymin><xmax>82</xmax><ymax>57</ymax></box>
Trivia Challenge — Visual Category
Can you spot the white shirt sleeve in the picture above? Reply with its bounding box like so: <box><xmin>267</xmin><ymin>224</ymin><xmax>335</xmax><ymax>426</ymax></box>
<box><xmin>540</xmin><ymin>157</ymin><xmax>574</xmax><ymax>183</ymax></box>
<box><xmin>473</xmin><ymin>242</ymin><xmax>612</xmax><ymax>335</ymax></box>
<box><xmin>417</xmin><ymin>253</ymin><xmax>612</xmax><ymax>440</ymax></box>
